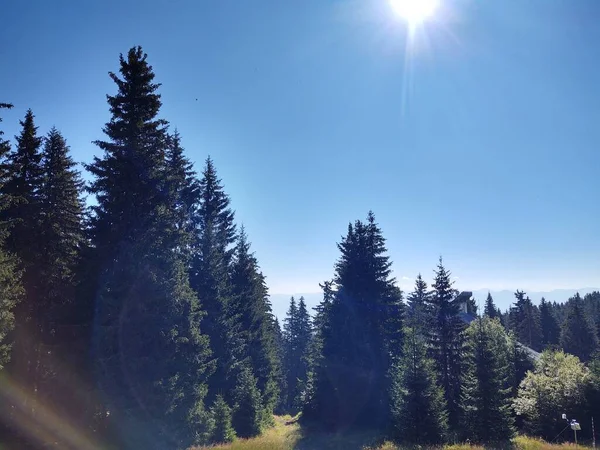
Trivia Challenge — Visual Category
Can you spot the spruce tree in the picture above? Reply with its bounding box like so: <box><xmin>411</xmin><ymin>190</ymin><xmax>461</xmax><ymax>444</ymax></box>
<box><xmin>30</xmin><ymin>127</ymin><xmax>87</xmax><ymax>433</ymax></box>
<box><xmin>232</xmin><ymin>366</ymin><xmax>263</xmax><ymax>438</ymax></box>
<box><xmin>406</xmin><ymin>274</ymin><xmax>430</xmax><ymax>335</ymax></box>
<box><xmin>210</xmin><ymin>395</ymin><xmax>236</xmax><ymax>444</ymax></box>
<box><xmin>230</xmin><ymin>227</ymin><xmax>280</xmax><ymax>422</ymax></box>
<box><xmin>391</xmin><ymin>327</ymin><xmax>448</xmax><ymax>446</ymax></box>
<box><xmin>86</xmin><ymin>47</ymin><xmax>212</xmax><ymax>449</ymax></box>
<box><xmin>484</xmin><ymin>292</ymin><xmax>501</xmax><ymax>320</ymax></box>
<box><xmin>426</xmin><ymin>258</ymin><xmax>464</xmax><ymax>432</ymax></box>
<box><xmin>1</xmin><ymin>109</ymin><xmax>43</xmax><ymax>262</ymax></box>
<box><xmin>165</xmin><ymin>130</ymin><xmax>199</xmax><ymax>258</ymax></box>
<box><xmin>282</xmin><ymin>296</ymin><xmax>297</xmax><ymax>412</ymax></box>
<box><xmin>509</xmin><ymin>291</ymin><xmax>542</xmax><ymax>351</ymax></box>
<box><xmin>0</xmin><ymin>250</ymin><xmax>22</xmax><ymax>371</ymax></box>
<box><xmin>307</xmin><ymin>212</ymin><xmax>403</xmax><ymax>430</ymax></box>
<box><xmin>0</xmin><ymin>103</ymin><xmax>23</xmax><ymax>372</ymax></box>
<box><xmin>539</xmin><ymin>297</ymin><xmax>560</xmax><ymax>349</ymax></box>
<box><xmin>282</xmin><ymin>296</ymin><xmax>312</xmax><ymax>413</ymax></box>
<box><xmin>461</xmin><ymin>317</ymin><xmax>514</xmax><ymax>445</ymax></box>
<box><xmin>0</xmin><ymin>109</ymin><xmax>44</xmax><ymax>430</ymax></box>
<box><xmin>560</xmin><ymin>293</ymin><xmax>599</xmax><ymax>362</ymax></box>
<box><xmin>190</xmin><ymin>157</ymin><xmax>242</xmax><ymax>405</ymax></box>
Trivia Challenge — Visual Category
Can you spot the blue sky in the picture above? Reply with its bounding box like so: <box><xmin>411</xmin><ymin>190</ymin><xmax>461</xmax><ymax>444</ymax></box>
<box><xmin>2</xmin><ymin>0</ymin><xmax>599</xmax><ymax>296</ymax></box>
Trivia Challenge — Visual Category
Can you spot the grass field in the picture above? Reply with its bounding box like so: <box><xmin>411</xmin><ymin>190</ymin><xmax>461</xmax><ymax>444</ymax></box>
<box><xmin>191</xmin><ymin>416</ymin><xmax>588</xmax><ymax>450</ymax></box>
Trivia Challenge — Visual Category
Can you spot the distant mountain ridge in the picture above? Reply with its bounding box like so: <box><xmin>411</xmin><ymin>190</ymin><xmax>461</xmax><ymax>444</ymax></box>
<box><xmin>269</xmin><ymin>288</ymin><xmax>599</xmax><ymax>322</ymax></box>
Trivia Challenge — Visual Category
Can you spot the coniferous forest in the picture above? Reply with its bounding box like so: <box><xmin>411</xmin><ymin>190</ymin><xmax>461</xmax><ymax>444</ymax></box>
<box><xmin>1</xmin><ymin>47</ymin><xmax>600</xmax><ymax>450</ymax></box>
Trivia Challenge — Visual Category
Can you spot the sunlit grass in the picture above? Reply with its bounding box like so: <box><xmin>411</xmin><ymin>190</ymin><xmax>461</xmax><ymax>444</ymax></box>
<box><xmin>190</xmin><ymin>417</ymin><xmax>590</xmax><ymax>450</ymax></box>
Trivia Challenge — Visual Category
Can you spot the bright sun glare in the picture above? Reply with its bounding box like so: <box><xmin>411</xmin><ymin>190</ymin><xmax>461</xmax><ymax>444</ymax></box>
<box><xmin>389</xmin><ymin>0</ymin><xmax>439</xmax><ymax>26</ymax></box>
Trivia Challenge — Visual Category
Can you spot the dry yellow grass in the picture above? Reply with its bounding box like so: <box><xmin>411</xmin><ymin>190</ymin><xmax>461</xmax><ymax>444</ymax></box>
<box><xmin>190</xmin><ymin>417</ymin><xmax>589</xmax><ymax>450</ymax></box>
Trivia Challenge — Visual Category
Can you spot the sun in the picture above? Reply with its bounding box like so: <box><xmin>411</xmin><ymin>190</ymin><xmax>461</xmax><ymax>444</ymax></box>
<box><xmin>389</xmin><ymin>0</ymin><xmax>439</xmax><ymax>26</ymax></box>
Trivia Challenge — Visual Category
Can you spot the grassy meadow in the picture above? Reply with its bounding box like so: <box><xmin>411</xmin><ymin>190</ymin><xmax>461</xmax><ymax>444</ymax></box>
<box><xmin>191</xmin><ymin>416</ymin><xmax>589</xmax><ymax>450</ymax></box>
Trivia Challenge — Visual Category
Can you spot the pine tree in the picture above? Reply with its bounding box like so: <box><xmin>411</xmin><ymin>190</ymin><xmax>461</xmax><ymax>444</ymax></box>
<box><xmin>0</xmin><ymin>109</ymin><xmax>44</xmax><ymax>433</ymax></box>
<box><xmin>273</xmin><ymin>317</ymin><xmax>286</xmax><ymax>414</ymax></box>
<box><xmin>509</xmin><ymin>290</ymin><xmax>543</xmax><ymax>351</ymax></box>
<box><xmin>165</xmin><ymin>130</ymin><xmax>199</xmax><ymax>259</ymax></box>
<box><xmin>560</xmin><ymin>293</ymin><xmax>599</xmax><ymax>362</ymax></box>
<box><xmin>484</xmin><ymin>292</ymin><xmax>501</xmax><ymax>320</ymax></box>
<box><xmin>282</xmin><ymin>296</ymin><xmax>312</xmax><ymax>413</ymax></box>
<box><xmin>282</xmin><ymin>296</ymin><xmax>297</xmax><ymax>412</ymax></box>
<box><xmin>539</xmin><ymin>297</ymin><xmax>560</xmax><ymax>349</ymax></box>
<box><xmin>38</xmin><ymin>128</ymin><xmax>85</xmax><ymax>328</ymax></box>
<box><xmin>190</xmin><ymin>157</ymin><xmax>242</xmax><ymax>405</ymax></box>
<box><xmin>307</xmin><ymin>212</ymin><xmax>403</xmax><ymax>430</ymax></box>
<box><xmin>1</xmin><ymin>109</ymin><xmax>43</xmax><ymax>262</ymax></box>
<box><xmin>86</xmin><ymin>47</ymin><xmax>212</xmax><ymax>449</ymax></box>
<box><xmin>0</xmin><ymin>250</ymin><xmax>22</xmax><ymax>371</ymax></box>
<box><xmin>230</xmin><ymin>227</ymin><xmax>280</xmax><ymax>423</ymax></box>
<box><xmin>406</xmin><ymin>274</ymin><xmax>430</xmax><ymax>335</ymax></box>
<box><xmin>27</xmin><ymin>127</ymin><xmax>88</xmax><ymax>435</ymax></box>
<box><xmin>391</xmin><ymin>327</ymin><xmax>448</xmax><ymax>446</ymax></box>
<box><xmin>0</xmin><ymin>102</ymin><xmax>22</xmax><ymax>371</ymax></box>
<box><xmin>461</xmin><ymin>317</ymin><xmax>514</xmax><ymax>445</ymax></box>
<box><xmin>210</xmin><ymin>395</ymin><xmax>236</xmax><ymax>444</ymax></box>
<box><xmin>426</xmin><ymin>257</ymin><xmax>464</xmax><ymax>432</ymax></box>
<box><xmin>232</xmin><ymin>366</ymin><xmax>263</xmax><ymax>438</ymax></box>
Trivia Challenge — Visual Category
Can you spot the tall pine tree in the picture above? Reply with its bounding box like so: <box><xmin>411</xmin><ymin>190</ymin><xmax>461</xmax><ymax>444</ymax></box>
<box><xmin>0</xmin><ymin>102</ymin><xmax>23</xmax><ymax>372</ymax></box>
<box><xmin>406</xmin><ymin>274</ymin><xmax>430</xmax><ymax>335</ymax></box>
<box><xmin>461</xmin><ymin>317</ymin><xmax>514</xmax><ymax>445</ymax></box>
<box><xmin>0</xmin><ymin>109</ymin><xmax>44</xmax><ymax>440</ymax></box>
<box><xmin>483</xmin><ymin>292</ymin><xmax>501</xmax><ymax>320</ymax></box>
<box><xmin>560</xmin><ymin>293</ymin><xmax>599</xmax><ymax>362</ymax></box>
<box><xmin>86</xmin><ymin>46</ymin><xmax>212</xmax><ymax>449</ymax></box>
<box><xmin>27</xmin><ymin>127</ymin><xmax>88</xmax><ymax>441</ymax></box>
<box><xmin>190</xmin><ymin>157</ymin><xmax>242</xmax><ymax>407</ymax></box>
<box><xmin>282</xmin><ymin>296</ymin><xmax>312</xmax><ymax>413</ymax></box>
<box><xmin>539</xmin><ymin>297</ymin><xmax>560</xmax><ymax>350</ymax></box>
<box><xmin>391</xmin><ymin>327</ymin><xmax>448</xmax><ymax>446</ymax></box>
<box><xmin>509</xmin><ymin>290</ymin><xmax>542</xmax><ymax>351</ymax></box>
<box><xmin>306</xmin><ymin>212</ymin><xmax>403</xmax><ymax>430</ymax></box>
<box><xmin>230</xmin><ymin>227</ymin><xmax>280</xmax><ymax>423</ymax></box>
<box><xmin>426</xmin><ymin>258</ymin><xmax>464</xmax><ymax>433</ymax></box>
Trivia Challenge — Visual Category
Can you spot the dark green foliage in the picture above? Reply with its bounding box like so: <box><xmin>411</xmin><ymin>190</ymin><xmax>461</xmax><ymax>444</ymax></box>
<box><xmin>0</xmin><ymin>102</ymin><xmax>22</xmax><ymax>371</ymax></box>
<box><xmin>190</xmin><ymin>157</ymin><xmax>242</xmax><ymax>405</ymax></box>
<box><xmin>210</xmin><ymin>395</ymin><xmax>236</xmax><ymax>444</ymax></box>
<box><xmin>232</xmin><ymin>366</ymin><xmax>263</xmax><ymax>438</ymax></box>
<box><xmin>307</xmin><ymin>212</ymin><xmax>404</xmax><ymax>430</ymax></box>
<box><xmin>87</xmin><ymin>47</ymin><xmax>212</xmax><ymax>449</ymax></box>
<box><xmin>391</xmin><ymin>327</ymin><xmax>448</xmax><ymax>446</ymax></box>
<box><xmin>0</xmin><ymin>109</ymin><xmax>45</xmax><ymax>441</ymax></box>
<box><xmin>165</xmin><ymin>130</ymin><xmax>200</xmax><ymax>258</ymax></box>
<box><xmin>1</xmin><ymin>109</ymin><xmax>43</xmax><ymax>261</ymax></box>
<box><xmin>509</xmin><ymin>290</ymin><xmax>543</xmax><ymax>351</ymax></box>
<box><xmin>0</xmin><ymin>250</ymin><xmax>22</xmax><ymax>370</ymax></box>
<box><xmin>539</xmin><ymin>297</ymin><xmax>560</xmax><ymax>349</ymax></box>
<box><xmin>38</xmin><ymin>128</ymin><xmax>85</xmax><ymax>323</ymax></box>
<box><xmin>461</xmin><ymin>317</ymin><xmax>514</xmax><ymax>445</ymax></box>
<box><xmin>230</xmin><ymin>227</ymin><xmax>281</xmax><ymax>422</ymax></box>
<box><xmin>484</xmin><ymin>292</ymin><xmax>501</xmax><ymax>320</ymax></box>
<box><xmin>406</xmin><ymin>274</ymin><xmax>430</xmax><ymax>335</ymax></box>
<box><xmin>560</xmin><ymin>293</ymin><xmax>599</xmax><ymax>362</ymax></box>
<box><xmin>282</xmin><ymin>296</ymin><xmax>312</xmax><ymax>413</ymax></box>
<box><xmin>583</xmin><ymin>291</ymin><xmax>600</xmax><ymax>339</ymax></box>
<box><xmin>426</xmin><ymin>258</ymin><xmax>464</xmax><ymax>432</ymax></box>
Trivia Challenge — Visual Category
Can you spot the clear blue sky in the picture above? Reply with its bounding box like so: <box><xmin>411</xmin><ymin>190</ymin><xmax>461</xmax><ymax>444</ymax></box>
<box><xmin>2</xmin><ymin>0</ymin><xmax>599</xmax><ymax>295</ymax></box>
